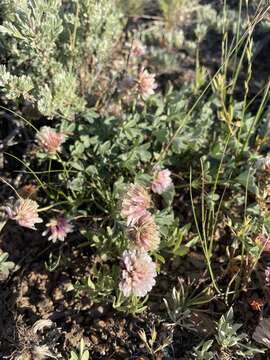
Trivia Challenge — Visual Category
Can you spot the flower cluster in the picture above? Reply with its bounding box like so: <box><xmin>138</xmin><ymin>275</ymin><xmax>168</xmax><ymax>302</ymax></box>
<box><xmin>119</xmin><ymin>250</ymin><xmax>156</xmax><ymax>297</ymax></box>
<box><xmin>127</xmin><ymin>212</ymin><xmax>160</xmax><ymax>252</ymax></box>
<box><xmin>5</xmin><ymin>197</ymin><xmax>73</xmax><ymax>242</ymax></box>
<box><xmin>6</xmin><ymin>198</ymin><xmax>43</xmax><ymax>230</ymax></box>
<box><xmin>121</xmin><ymin>183</ymin><xmax>159</xmax><ymax>252</ymax></box>
<box><xmin>151</xmin><ymin>168</ymin><xmax>172</xmax><ymax>195</ymax></box>
<box><xmin>138</xmin><ymin>68</ymin><xmax>157</xmax><ymax>99</ymax></box>
<box><xmin>119</xmin><ymin>183</ymin><xmax>158</xmax><ymax>297</ymax></box>
<box><xmin>119</xmin><ymin>170</ymin><xmax>173</xmax><ymax>298</ymax></box>
<box><xmin>36</xmin><ymin>126</ymin><xmax>65</xmax><ymax>155</ymax></box>
<box><xmin>120</xmin><ymin>183</ymin><xmax>151</xmax><ymax>226</ymax></box>
<box><xmin>42</xmin><ymin>216</ymin><xmax>73</xmax><ymax>243</ymax></box>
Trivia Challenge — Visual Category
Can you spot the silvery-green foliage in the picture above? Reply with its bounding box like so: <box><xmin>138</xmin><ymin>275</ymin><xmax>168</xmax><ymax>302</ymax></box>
<box><xmin>119</xmin><ymin>0</ymin><xmax>151</xmax><ymax>17</ymax></box>
<box><xmin>192</xmin><ymin>340</ymin><xmax>215</xmax><ymax>360</ymax></box>
<box><xmin>0</xmin><ymin>0</ymin><xmax>63</xmax><ymax>59</ymax></box>
<box><xmin>163</xmin><ymin>286</ymin><xmax>193</xmax><ymax>328</ymax></box>
<box><xmin>163</xmin><ymin>281</ymin><xmax>210</xmax><ymax>330</ymax></box>
<box><xmin>0</xmin><ymin>65</ymin><xmax>34</xmax><ymax>100</ymax></box>
<box><xmin>78</xmin><ymin>0</ymin><xmax>123</xmax><ymax>63</ymax></box>
<box><xmin>37</xmin><ymin>70</ymin><xmax>85</xmax><ymax>119</ymax></box>
<box><xmin>214</xmin><ymin>308</ymin><xmax>264</xmax><ymax>357</ymax></box>
<box><xmin>0</xmin><ymin>0</ymin><xmax>123</xmax><ymax>119</ymax></box>
<box><xmin>0</xmin><ymin>252</ymin><xmax>15</xmax><ymax>279</ymax></box>
<box><xmin>215</xmin><ymin>307</ymin><xmax>246</xmax><ymax>349</ymax></box>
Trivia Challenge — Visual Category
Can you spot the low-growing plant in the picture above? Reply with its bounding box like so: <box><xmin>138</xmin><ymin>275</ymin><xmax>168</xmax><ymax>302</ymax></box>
<box><xmin>1</xmin><ymin>0</ymin><xmax>270</xmax><ymax>358</ymax></box>
<box><xmin>215</xmin><ymin>308</ymin><xmax>265</xmax><ymax>357</ymax></box>
<box><xmin>69</xmin><ymin>338</ymin><xmax>90</xmax><ymax>360</ymax></box>
<box><xmin>192</xmin><ymin>339</ymin><xmax>215</xmax><ymax>360</ymax></box>
<box><xmin>0</xmin><ymin>251</ymin><xmax>15</xmax><ymax>280</ymax></box>
<box><xmin>138</xmin><ymin>326</ymin><xmax>172</xmax><ymax>359</ymax></box>
<box><xmin>163</xmin><ymin>280</ymin><xmax>211</xmax><ymax>330</ymax></box>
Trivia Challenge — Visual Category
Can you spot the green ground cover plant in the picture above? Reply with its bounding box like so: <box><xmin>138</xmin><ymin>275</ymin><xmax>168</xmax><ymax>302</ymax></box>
<box><xmin>1</xmin><ymin>0</ymin><xmax>270</xmax><ymax>359</ymax></box>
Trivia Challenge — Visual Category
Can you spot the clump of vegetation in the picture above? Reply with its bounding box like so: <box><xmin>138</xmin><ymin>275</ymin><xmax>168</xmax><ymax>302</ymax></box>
<box><xmin>1</xmin><ymin>0</ymin><xmax>270</xmax><ymax>358</ymax></box>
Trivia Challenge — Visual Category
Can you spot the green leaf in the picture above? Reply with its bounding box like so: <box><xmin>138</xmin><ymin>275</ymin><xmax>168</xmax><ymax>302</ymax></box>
<box><xmin>69</xmin><ymin>351</ymin><xmax>78</xmax><ymax>360</ymax></box>
<box><xmin>134</xmin><ymin>173</ymin><xmax>152</xmax><ymax>187</ymax></box>
<box><xmin>174</xmin><ymin>245</ymin><xmax>189</xmax><ymax>257</ymax></box>
<box><xmin>235</xmin><ymin>171</ymin><xmax>258</xmax><ymax>195</ymax></box>
<box><xmin>162</xmin><ymin>185</ymin><xmax>175</xmax><ymax>207</ymax></box>
<box><xmin>81</xmin><ymin>351</ymin><xmax>89</xmax><ymax>360</ymax></box>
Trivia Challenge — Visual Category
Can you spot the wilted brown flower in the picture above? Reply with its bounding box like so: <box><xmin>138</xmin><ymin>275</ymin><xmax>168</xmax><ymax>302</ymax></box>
<box><xmin>127</xmin><ymin>212</ymin><xmax>160</xmax><ymax>252</ymax></box>
<box><xmin>18</xmin><ymin>184</ymin><xmax>38</xmax><ymax>200</ymax></box>
<box><xmin>249</xmin><ymin>298</ymin><xmax>266</xmax><ymax>311</ymax></box>
<box><xmin>13</xmin><ymin>317</ymin><xmax>55</xmax><ymax>360</ymax></box>
<box><xmin>119</xmin><ymin>250</ymin><xmax>157</xmax><ymax>297</ymax></box>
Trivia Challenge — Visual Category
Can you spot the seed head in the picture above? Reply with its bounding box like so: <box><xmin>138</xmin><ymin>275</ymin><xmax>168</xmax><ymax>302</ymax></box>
<box><xmin>127</xmin><ymin>212</ymin><xmax>160</xmax><ymax>252</ymax></box>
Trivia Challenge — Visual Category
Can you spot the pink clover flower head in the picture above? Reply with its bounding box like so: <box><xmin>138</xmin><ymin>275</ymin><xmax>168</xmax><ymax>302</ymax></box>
<box><xmin>131</xmin><ymin>39</ymin><xmax>146</xmax><ymax>57</ymax></box>
<box><xmin>42</xmin><ymin>216</ymin><xmax>73</xmax><ymax>243</ymax></box>
<box><xmin>119</xmin><ymin>250</ymin><xmax>156</xmax><ymax>297</ymax></box>
<box><xmin>138</xmin><ymin>68</ymin><xmax>157</xmax><ymax>99</ymax></box>
<box><xmin>36</xmin><ymin>126</ymin><xmax>65</xmax><ymax>155</ymax></box>
<box><xmin>127</xmin><ymin>212</ymin><xmax>160</xmax><ymax>252</ymax></box>
<box><xmin>6</xmin><ymin>198</ymin><xmax>43</xmax><ymax>230</ymax></box>
<box><xmin>121</xmin><ymin>183</ymin><xmax>151</xmax><ymax>226</ymax></box>
<box><xmin>151</xmin><ymin>168</ymin><xmax>172</xmax><ymax>194</ymax></box>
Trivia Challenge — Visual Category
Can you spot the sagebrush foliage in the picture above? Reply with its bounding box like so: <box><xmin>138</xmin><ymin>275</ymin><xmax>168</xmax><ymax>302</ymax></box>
<box><xmin>0</xmin><ymin>0</ymin><xmax>123</xmax><ymax>119</ymax></box>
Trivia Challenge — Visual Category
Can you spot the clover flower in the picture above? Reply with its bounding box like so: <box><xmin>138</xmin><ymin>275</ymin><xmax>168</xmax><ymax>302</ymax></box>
<box><xmin>131</xmin><ymin>39</ymin><xmax>146</xmax><ymax>57</ymax></box>
<box><xmin>6</xmin><ymin>198</ymin><xmax>43</xmax><ymax>230</ymax></box>
<box><xmin>138</xmin><ymin>68</ymin><xmax>157</xmax><ymax>99</ymax></box>
<box><xmin>127</xmin><ymin>212</ymin><xmax>160</xmax><ymax>252</ymax></box>
<box><xmin>151</xmin><ymin>168</ymin><xmax>172</xmax><ymax>194</ymax></box>
<box><xmin>119</xmin><ymin>250</ymin><xmax>157</xmax><ymax>297</ymax></box>
<box><xmin>253</xmin><ymin>318</ymin><xmax>270</xmax><ymax>349</ymax></box>
<box><xmin>121</xmin><ymin>184</ymin><xmax>151</xmax><ymax>226</ymax></box>
<box><xmin>36</xmin><ymin>126</ymin><xmax>65</xmax><ymax>155</ymax></box>
<box><xmin>42</xmin><ymin>216</ymin><xmax>73</xmax><ymax>243</ymax></box>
